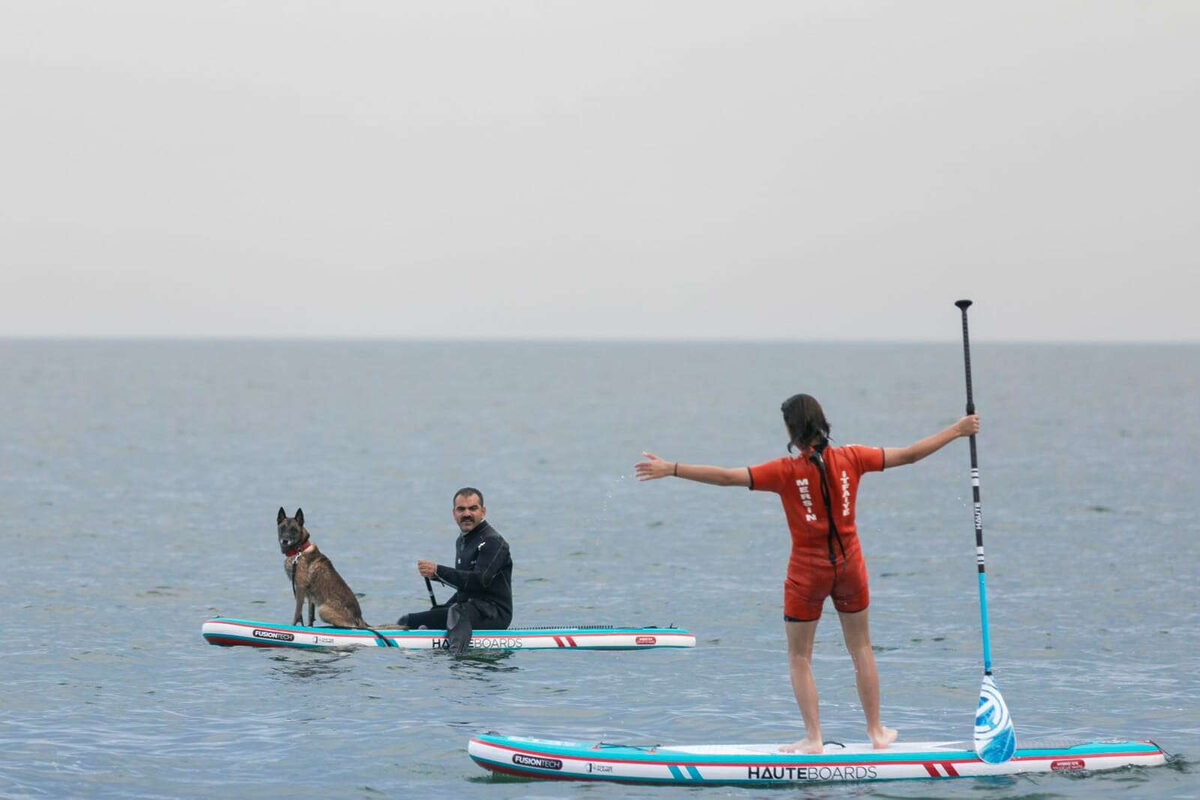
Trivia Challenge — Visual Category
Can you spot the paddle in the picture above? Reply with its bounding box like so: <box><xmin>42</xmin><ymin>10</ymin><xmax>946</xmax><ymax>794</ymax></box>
<box><xmin>425</xmin><ymin>576</ymin><xmax>438</xmax><ymax>607</ymax></box>
<box><xmin>954</xmin><ymin>299</ymin><xmax>1016</xmax><ymax>764</ymax></box>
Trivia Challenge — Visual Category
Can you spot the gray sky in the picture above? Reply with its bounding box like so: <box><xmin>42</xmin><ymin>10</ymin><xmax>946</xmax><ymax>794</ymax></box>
<box><xmin>2</xmin><ymin>2</ymin><xmax>1197</xmax><ymax>341</ymax></box>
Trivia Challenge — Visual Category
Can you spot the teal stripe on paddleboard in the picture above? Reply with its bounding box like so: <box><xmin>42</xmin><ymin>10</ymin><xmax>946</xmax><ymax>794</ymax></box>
<box><xmin>474</xmin><ymin>736</ymin><xmax>973</xmax><ymax>764</ymax></box>
<box><xmin>213</xmin><ymin>619</ymin><xmax>359</xmax><ymax>634</ymax></box>
<box><xmin>1015</xmin><ymin>741</ymin><xmax>1160</xmax><ymax>757</ymax></box>
<box><xmin>473</xmin><ymin>735</ymin><xmax>1158</xmax><ymax>767</ymax></box>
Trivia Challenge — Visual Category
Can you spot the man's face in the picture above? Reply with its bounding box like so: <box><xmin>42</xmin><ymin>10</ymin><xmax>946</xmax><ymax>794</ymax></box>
<box><xmin>452</xmin><ymin>493</ymin><xmax>485</xmax><ymax>533</ymax></box>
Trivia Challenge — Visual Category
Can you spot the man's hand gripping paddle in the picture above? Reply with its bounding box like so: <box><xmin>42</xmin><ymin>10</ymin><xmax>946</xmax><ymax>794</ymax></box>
<box><xmin>955</xmin><ymin>299</ymin><xmax>1016</xmax><ymax>764</ymax></box>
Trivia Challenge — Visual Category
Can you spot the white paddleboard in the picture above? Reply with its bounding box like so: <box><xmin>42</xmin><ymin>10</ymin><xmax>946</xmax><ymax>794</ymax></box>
<box><xmin>201</xmin><ymin>617</ymin><xmax>695</xmax><ymax>650</ymax></box>
<box><xmin>468</xmin><ymin>732</ymin><xmax>1166</xmax><ymax>784</ymax></box>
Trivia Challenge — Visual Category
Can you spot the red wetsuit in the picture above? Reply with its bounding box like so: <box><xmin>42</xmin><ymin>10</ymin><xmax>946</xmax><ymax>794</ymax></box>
<box><xmin>748</xmin><ymin>445</ymin><xmax>885</xmax><ymax>620</ymax></box>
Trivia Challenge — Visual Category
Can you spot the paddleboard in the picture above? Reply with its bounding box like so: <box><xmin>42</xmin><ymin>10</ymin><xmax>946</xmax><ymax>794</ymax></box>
<box><xmin>201</xmin><ymin>617</ymin><xmax>695</xmax><ymax>650</ymax></box>
<box><xmin>468</xmin><ymin>732</ymin><xmax>1166</xmax><ymax>784</ymax></box>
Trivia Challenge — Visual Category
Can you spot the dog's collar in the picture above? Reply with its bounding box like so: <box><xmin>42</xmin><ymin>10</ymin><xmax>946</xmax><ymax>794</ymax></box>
<box><xmin>284</xmin><ymin>541</ymin><xmax>314</xmax><ymax>559</ymax></box>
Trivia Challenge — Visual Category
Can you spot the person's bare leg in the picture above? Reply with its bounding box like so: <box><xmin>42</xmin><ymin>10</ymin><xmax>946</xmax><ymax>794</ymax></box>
<box><xmin>779</xmin><ymin>619</ymin><xmax>824</xmax><ymax>754</ymax></box>
<box><xmin>837</xmin><ymin>608</ymin><xmax>897</xmax><ymax>748</ymax></box>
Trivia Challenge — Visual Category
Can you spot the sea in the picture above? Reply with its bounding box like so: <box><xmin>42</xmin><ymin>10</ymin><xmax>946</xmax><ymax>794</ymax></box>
<box><xmin>1</xmin><ymin>340</ymin><xmax>1196</xmax><ymax>799</ymax></box>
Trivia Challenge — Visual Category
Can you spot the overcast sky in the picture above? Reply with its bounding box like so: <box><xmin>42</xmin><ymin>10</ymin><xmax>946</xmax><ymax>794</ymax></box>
<box><xmin>2</xmin><ymin>2</ymin><xmax>1197</xmax><ymax>341</ymax></box>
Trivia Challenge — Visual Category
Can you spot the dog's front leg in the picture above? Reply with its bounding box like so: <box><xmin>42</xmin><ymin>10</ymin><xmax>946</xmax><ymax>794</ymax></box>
<box><xmin>306</xmin><ymin>599</ymin><xmax>315</xmax><ymax>627</ymax></box>
<box><xmin>292</xmin><ymin>590</ymin><xmax>305</xmax><ymax>626</ymax></box>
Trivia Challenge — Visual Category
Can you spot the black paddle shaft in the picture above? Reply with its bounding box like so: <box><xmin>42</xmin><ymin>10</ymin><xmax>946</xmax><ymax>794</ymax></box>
<box><xmin>956</xmin><ymin>300</ymin><xmax>981</xmax><ymax>487</ymax></box>
<box><xmin>955</xmin><ymin>299</ymin><xmax>985</xmax><ymax>568</ymax></box>
<box><xmin>425</xmin><ymin>576</ymin><xmax>438</xmax><ymax>608</ymax></box>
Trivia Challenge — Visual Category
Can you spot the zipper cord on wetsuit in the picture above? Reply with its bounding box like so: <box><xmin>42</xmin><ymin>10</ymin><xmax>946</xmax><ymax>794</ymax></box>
<box><xmin>809</xmin><ymin>449</ymin><xmax>847</xmax><ymax>569</ymax></box>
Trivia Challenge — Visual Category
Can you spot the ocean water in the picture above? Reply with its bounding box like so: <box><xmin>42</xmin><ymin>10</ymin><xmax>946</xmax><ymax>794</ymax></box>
<box><xmin>1</xmin><ymin>340</ymin><xmax>1196</xmax><ymax>799</ymax></box>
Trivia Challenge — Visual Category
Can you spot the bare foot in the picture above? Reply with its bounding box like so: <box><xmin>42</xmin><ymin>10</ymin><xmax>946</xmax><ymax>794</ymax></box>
<box><xmin>779</xmin><ymin>738</ymin><xmax>824</xmax><ymax>754</ymax></box>
<box><xmin>869</xmin><ymin>726</ymin><xmax>898</xmax><ymax>749</ymax></box>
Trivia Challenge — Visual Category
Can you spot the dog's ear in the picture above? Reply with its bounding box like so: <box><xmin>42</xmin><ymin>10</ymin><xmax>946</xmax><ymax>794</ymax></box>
<box><xmin>295</xmin><ymin>508</ymin><xmax>304</xmax><ymax>527</ymax></box>
<box><xmin>277</xmin><ymin>507</ymin><xmax>287</xmax><ymax>524</ymax></box>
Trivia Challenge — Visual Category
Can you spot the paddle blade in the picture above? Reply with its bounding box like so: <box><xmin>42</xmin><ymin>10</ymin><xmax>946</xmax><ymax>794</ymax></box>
<box><xmin>974</xmin><ymin>674</ymin><xmax>1015</xmax><ymax>763</ymax></box>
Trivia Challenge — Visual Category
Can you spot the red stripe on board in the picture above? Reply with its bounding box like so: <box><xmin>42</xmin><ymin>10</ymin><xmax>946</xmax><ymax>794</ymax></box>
<box><xmin>553</xmin><ymin>636</ymin><xmax>564</xmax><ymax>647</ymax></box>
<box><xmin>566</xmin><ymin>636</ymin><xmax>578</xmax><ymax>647</ymax></box>
<box><xmin>942</xmin><ymin>761</ymin><xmax>959</xmax><ymax>776</ymax></box>
<box><xmin>213</xmin><ymin>621</ymin><xmax>378</xmax><ymax>639</ymax></box>
<box><xmin>210</xmin><ymin>621</ymin><xmax>693</xmax><ymax>644</ymax></box>
<box><xmin>476</xmin><ymin>739</ymin><xmax>982</xmax><ymax>770</ymax></box>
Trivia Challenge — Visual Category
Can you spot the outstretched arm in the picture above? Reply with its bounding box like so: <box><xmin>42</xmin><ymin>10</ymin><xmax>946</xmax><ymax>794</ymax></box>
<box><xmin>883</xmin><ymin>415</ymin><xmax>979</xmax><ymax>468</ymax></box>
<box><xmin>635</xmin><ymin>451</ymin><xmax>751</xmax><ymax>487</ymax></box>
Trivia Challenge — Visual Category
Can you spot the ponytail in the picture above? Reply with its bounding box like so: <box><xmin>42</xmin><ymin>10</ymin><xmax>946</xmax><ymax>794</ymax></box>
<box><xmin>781</xmin><ymin>393</ymin><xmax>832</xmax><ymax>453</ymax></box>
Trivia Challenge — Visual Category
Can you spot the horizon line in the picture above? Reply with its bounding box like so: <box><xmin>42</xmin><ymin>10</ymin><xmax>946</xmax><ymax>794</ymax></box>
<box><xmin>1</xmin><ymin>334</ymin><xmax>1196</xmax><ymax>345</ymax></box>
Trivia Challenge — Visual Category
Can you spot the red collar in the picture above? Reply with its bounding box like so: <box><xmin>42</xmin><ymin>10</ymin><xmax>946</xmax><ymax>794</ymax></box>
<box><xmin>284</xmin><ymin>541</ymin><xmax>313</xmax><ymax>558</ymax></box>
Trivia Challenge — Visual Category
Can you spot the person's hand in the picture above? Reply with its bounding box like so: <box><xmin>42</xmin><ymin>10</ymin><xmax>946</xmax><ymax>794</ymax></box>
<box><xmin>417</xmin><ymin>559</ymin><xmax>437</xmax><ymax>578</ymax></box>
<box><xmin>635</xmin><ymin>451</ymin><xmax>675</xmax><ymax>481</ymax></box>
<box><xmin>955</xmin><ymin>415</ymin><xmax>980</xmax><ymax>437</ymax></box>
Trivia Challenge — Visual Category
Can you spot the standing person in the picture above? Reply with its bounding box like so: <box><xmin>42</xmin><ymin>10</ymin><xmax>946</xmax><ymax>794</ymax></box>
<box><xmin>397</xmin><ymin>487</ymin><xmax>513</xmax><ymax>655</ymax></box>
<box><xmin>635</xmin><ymin>394</ymin><xmax>978</xmax><ymax>754</ymax></box>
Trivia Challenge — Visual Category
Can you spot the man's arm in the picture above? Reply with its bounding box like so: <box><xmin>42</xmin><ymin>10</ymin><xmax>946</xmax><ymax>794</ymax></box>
<box><xmin>882</xmin><ymin>415</ymin><xmax>979</xmax><ymax>467</ymax></box>
<box><xmin>433</xmin><ymin>537</ymin><xmax>510</xmax><ymax>592</ymax></box>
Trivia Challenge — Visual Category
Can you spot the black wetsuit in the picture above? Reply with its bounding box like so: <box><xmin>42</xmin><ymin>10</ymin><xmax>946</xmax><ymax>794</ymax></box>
<box><xmin>399</xmin><ymin>520</ymin><xmax>513</xmax><ymax>644</ymax></box>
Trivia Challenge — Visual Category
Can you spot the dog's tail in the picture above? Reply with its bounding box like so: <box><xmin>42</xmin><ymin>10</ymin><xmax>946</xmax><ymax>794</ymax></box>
<box><xmin>359</xmin><ymin>622</ymin><xmax>396</xmax><ymax>648</ymax></box>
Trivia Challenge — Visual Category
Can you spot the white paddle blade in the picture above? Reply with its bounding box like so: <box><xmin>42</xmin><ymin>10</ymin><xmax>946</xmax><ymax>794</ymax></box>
<box><xmin>974</xmin><ymin>674</ymin><xmax>1015</xmax><ymax>763</ymax></box>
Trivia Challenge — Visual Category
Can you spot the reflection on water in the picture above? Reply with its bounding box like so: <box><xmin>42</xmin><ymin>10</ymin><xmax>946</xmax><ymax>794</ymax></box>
<box><xmin>446</xmin><ymin>650</ymin><xmax>519</xmax><ymax>678</ymax></box>
<box><xmin>268</xmin><ymin>650</ymin><xmax>357</xmax><ymax>681</ymax></box>
<box><xmin>263</xmin><ymin>646</ymin><xmax>518</xmax><ymax>683</ymax></box>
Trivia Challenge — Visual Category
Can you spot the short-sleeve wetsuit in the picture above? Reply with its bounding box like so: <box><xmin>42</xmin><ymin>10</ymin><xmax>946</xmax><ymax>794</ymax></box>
<box><xmin>748</xmin><ymin>445</ymin><xmax>885</xmax><ymax>621</ymax></box>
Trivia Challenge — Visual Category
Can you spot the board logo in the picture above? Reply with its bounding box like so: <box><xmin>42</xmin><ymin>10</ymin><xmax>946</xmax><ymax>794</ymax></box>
<box><xmin>432</xmin><ymin>637</ymin><xmax>522</xmax><ymax>650</ymax></box>
<box><xmin>252</xmin><ymin>629</ymin><xmax>295</xmax><ymax>642</ymax></box>
<box><xmin>513</xmin><ymin>753</ymin><xmax>562</xmax><ymax>771</ymax></box>
<box><xmin>636</xmin><ymin>635</ymin><xmax>657</xmax><ymax>646</ymax></box>
<box><xmin>747</xmin><ymin>765</ymin><xmax>877</xmax><ymax>781</ymax></box>
<box><xmin>1050</xmin><ymin>759</ymin><xmax>1086</xmax><ymax>771</ymax></box>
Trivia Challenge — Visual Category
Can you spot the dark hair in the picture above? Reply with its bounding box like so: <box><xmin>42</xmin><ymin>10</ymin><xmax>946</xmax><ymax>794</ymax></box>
<box><xmin>453</xmin><ymin>487</ymin><xmax>484</xmax><ymax>506</ymax></box>
<box><xmin>781</xmin><ymin>394</ymin><xmax>831</xmax><ymax>453</ymax></box>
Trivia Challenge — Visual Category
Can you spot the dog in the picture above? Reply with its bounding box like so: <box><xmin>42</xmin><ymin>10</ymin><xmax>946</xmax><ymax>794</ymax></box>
<box><xmin>276</xmin><ymin>507</ymin><xmax>370</xmax><ymax>629</ymax></box>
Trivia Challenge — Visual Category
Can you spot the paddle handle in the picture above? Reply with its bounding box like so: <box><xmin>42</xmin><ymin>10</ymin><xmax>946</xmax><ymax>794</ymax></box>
<box><xmin>425</xmin><ymin>576</ymin><xmax>438</xmax><ymax>608</ymax></box>
<box><xmin>956</xmin><ymin>300</ymin><xmax>977</xmax><ymax>416</ymax></box>
<box><xmin>955</xmin><ymin>299</ymin><xmax>994</xmax><ymax>675</ymax></box>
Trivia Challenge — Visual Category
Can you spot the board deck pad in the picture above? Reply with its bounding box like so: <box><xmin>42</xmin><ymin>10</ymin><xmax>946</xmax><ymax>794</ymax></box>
<box><xmin>201</xmin><ymin>617</ymin><xmax>695</xmax><ymax>650</ymax></box>
<box><xmin>468</xmin><ymin>732</ymin><xmax>1166</xmax><ymax>784</ymax></box>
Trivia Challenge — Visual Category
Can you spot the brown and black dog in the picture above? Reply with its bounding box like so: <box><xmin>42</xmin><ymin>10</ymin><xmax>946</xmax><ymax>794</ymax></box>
<box><xmin>276</xmin><ymin>507</ymin><xmax>371</xmax><ymax>629</ymax></box>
